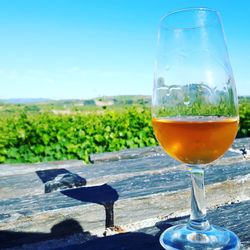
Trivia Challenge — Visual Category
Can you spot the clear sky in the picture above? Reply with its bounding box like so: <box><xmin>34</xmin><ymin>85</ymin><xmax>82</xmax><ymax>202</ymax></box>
<box><xmin>0</xmin><ymin>0</ymin><xmax>249</xmax><ymax>99</ymax></box>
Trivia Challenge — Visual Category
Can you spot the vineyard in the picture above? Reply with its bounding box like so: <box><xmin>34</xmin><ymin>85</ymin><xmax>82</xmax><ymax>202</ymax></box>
<box><xmin>0</xmin><ymin>100</ymin><xmax>249</xmax><ymax>164</ymax></box>
<box><xmin>0</xmin><ymin>106</ymin><xmax>156</xmax><ymax>163</ymax></box>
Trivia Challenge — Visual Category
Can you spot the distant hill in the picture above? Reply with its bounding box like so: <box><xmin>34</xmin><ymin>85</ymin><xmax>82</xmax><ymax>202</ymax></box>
<box><xmin>0</xmin><ymin>95</ymin><xmax>151</xmax><ymax>106</ymax></box>
<box><xmin>0</xmin><ymin>98</ymin><xmax>52</xmax><ymax>104</ymax></box>
<box><xmin>0</xmin><ymin>95</ymin><xmax>248</xmax><ymax>106</ymax></box>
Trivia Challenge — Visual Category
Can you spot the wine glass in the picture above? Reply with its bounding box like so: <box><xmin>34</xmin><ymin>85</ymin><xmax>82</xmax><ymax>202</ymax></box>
<box><xmin>152</xmin><ymin>8</ymin><xmax>240</xmax><ymax>249</ymax></box>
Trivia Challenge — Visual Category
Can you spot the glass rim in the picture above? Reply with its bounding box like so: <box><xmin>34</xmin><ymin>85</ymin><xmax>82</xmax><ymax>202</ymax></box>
<box><xmin>160</xmin><ymin>7</ymin><xmax>220</xmax><ymax>31</ymax></box>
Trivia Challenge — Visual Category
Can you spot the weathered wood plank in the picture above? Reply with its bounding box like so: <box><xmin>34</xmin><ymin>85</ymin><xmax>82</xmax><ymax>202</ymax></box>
<box><xmin>2</xmin><ymin>199</ymin><xmax>250</xmax><ymax>249</ymax></box>
<box><xmin>232</xmin><ymin>137</ymin><xmax>250</xmax><ymax>150</ymax></box>
<box><xmin>0</xmin><ymin>158</ymin><xmax>249</xmax><ymax>218</ymax></box>
<box><xmin>0</xmin><ymin>154</ymin><xmax>178</xmax><ymax>199</ymax></box>
<box><xmin>0</xmin><ymin>160</ymin><xmax>249</xmax><ymax>242</ymax></box>
<box><xmin>0</xmin><ymin>148</ymin><xmax>243</xmax><ymax>200</ymax></box>
<box><xmin>61</xmin><ymin>200</ymin><xmax>250</xmax><ymax>250</ymax></box>
<box><xmin>89</xmin><ymin>146</ymin><xmax>164</xmax><ymax>163</ymax></box>
<box><xmin>0</xmin><ymin>160</ymin><xmax>84</xmax><ymax>177</ymax></box>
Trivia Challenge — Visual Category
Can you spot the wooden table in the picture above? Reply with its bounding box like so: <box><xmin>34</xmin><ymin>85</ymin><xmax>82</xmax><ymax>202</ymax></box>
<box><xmin>0</xmin><ymin>138</ymin><xmax>249</xmax><ymax>249</ymax></box>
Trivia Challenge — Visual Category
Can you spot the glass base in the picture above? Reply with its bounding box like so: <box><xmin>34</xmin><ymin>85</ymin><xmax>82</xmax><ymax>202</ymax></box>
<box><xmin>160</xmin><ymin>224</ymin><xmax>240</xmax><ymax>250</ymax></box>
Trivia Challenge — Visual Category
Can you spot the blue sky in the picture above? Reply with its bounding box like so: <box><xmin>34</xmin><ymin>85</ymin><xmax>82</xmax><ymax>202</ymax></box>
<box><xmin>0</xmin><ymin>0</ymin><xmax>249</xmax><ymax>99</ymax></box>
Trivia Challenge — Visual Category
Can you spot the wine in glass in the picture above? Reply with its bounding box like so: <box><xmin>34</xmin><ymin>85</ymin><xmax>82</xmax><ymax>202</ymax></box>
<box><xmin>152</xmin><ymin>8</ymin><xmax>240</xmax><ymax>249</ymax></box>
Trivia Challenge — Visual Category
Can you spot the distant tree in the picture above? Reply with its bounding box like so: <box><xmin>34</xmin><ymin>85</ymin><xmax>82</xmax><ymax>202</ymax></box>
<box><xmin>24</xmin><ymin>105</ymin><xmax>41</xmax><ymax>112</ymax></box>
<box><xmin>137</xmin><ymin>99</ymin><xmax>144</xmax><ymax>105</ymax></box>
<box><xmin>125</xmin><ymin>99</ymin><xmax>133</xmax><ymax>105</ymax></box>
<box><xmin>84</xmin><ymin>100</ymin><xmax>95</xmax><ymax>106</ymax></box>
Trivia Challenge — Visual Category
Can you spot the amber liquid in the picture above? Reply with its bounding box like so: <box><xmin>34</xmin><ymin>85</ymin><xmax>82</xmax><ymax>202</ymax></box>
<box><xmin>152</xmin><ymin>117</ymin><xmax>239</xmax><ymax>164</ymax></box>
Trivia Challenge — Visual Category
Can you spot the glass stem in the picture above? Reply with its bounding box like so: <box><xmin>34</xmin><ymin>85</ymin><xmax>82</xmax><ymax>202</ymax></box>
<box><xmin>188</xmin><ymin>166</ymin><xmax>210</xmax><ymax>231</ymax></box>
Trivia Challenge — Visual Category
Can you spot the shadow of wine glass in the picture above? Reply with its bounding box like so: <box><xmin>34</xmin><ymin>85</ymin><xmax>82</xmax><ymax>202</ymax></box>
<box><xmin>58</xmin><ymin>230</ymin><xmax>164</xmax><ymax>250</ymax></box>
<box><xmin>0</xmin><ymin>218</ymin><xmax>93</xmax><ymax>248</ymax></box>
